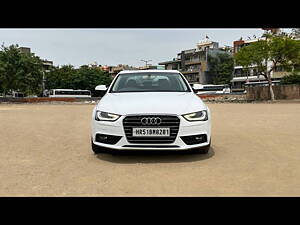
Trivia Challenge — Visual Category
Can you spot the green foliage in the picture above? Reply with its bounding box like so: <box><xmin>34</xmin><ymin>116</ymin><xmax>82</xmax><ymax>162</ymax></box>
<box><xmin>280</xmin><ymin>73</ymin><xmax>300</xmax><ymax>85</ymax></box>
<box><xmin>45</xmin><ymin>65</ymin><xmax>76</xmax><ymax>90</ymax></box>
<box><xmin>208</xmin><ymin>53</ymin><xmax>234</xmax><ymax>84</ymax></box>
<box><xmin>0</xmin><ymin>44</ymin><xmax>44</xmax><ymax>95</ymax></box>
<box><xmin>235</xmin><ymin>34</ymin><xmax>300</xmax><ymax>78</ymax></box>
<box><xmin>45</xmin><ymin>65</ymin><xmax>113</xmax><ymax>96</ymax></box>
<box><xmin>0</xmin><ymin>43</ymin><xmax>113</xmax><ymax>97</ymax></box>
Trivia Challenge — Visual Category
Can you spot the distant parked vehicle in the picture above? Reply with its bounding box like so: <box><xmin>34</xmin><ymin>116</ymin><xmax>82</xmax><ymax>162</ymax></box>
<box><xmin>49</xmin><ymin>89</ymin><xmax>91</xmax><ymax>98</ymax></box>
<box><xmin>195</xmin><ymin>84</ymin><xmax>231</xmax><ymax>95</ymax></box>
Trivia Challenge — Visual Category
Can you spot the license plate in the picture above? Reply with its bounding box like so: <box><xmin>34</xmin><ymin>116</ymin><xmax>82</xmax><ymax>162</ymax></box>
<box><xmin>132</xmin><ymin>128</ymin><xmax>170</xmax><ymax>137</ymax></box>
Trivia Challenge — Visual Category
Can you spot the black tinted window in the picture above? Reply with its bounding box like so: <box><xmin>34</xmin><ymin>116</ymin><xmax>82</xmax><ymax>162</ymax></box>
<box><xmin>111</xmin><ymin>72</ymin><xmax>191</xmax><ymax>93</ymax></box>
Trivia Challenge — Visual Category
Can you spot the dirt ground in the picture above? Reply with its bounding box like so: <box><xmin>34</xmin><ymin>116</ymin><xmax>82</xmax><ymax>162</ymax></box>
<box><xmin>0</xmin><ymin>102</ymin><xmax>300</xmax><ymax>196</ymax></box>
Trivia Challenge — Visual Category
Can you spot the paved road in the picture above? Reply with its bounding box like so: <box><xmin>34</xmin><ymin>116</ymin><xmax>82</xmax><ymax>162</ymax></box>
<box><xmin>0</xmin><ymin>103</ymin><xmax>300</xmax><ymax>196</ymax></box>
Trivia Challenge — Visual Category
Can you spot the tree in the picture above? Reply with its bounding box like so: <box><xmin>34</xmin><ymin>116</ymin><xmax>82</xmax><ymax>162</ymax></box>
<box><xmin>235</xmin><ymin>33</ymin><xmax>300</xmax><ymax>101</ymax></box>
<box><xmin>45</xmin><ymin>65</ymin><xmax>76</xmax><ymax>90</ymax></box>
<box><xmin>0</xmin><ymin>44</ymin><xmax>44</xmax><ymax>96</ymax></box>
<box><xmin>75</xmin><ymin>66</ymin><xmax>112</xmax><ymax>96</ymax></box>
<box><xmin>281</xmin><ymin>72</ymin><xmax>300</xmax><ymax>85</ymax></box>
<box><xmin>45</xmin><ymin>65</ymin><xmax>112</xmax><ymax>96</ymax></box>
<box><xmin>208</xmin><ymin>53</ymin><xmax>234</xmax><ymax>85</ymax></box>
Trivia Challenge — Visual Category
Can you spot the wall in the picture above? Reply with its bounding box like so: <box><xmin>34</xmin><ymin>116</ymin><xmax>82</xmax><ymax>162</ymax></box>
<box><xmin>0</xmin><ymin>97</ymin><xmax>100</xmax><ymax>103</ymax></box>
<box><xmin>198</xmin><ymin>94</ymin><xmax>246</xmax><ymax>102</ymax></box>
<box><xmin>246</xmin><ymin>85</ymin><xmax>300</xmax><ymax>100</ymax></box>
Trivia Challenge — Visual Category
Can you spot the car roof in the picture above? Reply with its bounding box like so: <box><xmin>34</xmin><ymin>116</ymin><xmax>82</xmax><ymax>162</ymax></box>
<box><xmin>118</xmin><ymin>70</ymin><xmax>180</xmax><ymax>74</ymax></box>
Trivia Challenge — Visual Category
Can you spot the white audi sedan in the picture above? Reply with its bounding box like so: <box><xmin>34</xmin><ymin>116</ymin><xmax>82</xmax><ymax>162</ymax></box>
<box><xmin>91</xmin><ymin>70</ymin><xmax>211</xmax><ymax>154</ymax></box>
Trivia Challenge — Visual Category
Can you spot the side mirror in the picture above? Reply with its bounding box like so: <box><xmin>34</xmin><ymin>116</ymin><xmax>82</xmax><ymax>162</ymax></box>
<box><xmin>95</xmin><ymin>85</ymin><xmax>107</xmax><ymax>91</ymax></box>
<box><xmin>192</xmin><ymin>84</ymin><xmax>202</xmax><ymax>93</ymax></box>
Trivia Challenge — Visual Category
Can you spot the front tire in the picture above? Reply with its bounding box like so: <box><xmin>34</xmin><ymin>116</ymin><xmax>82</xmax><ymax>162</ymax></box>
<box><xmin>91</xmin><ymin>139</ymin><xmax>107</xmax><ymax>154</ymax></box>
<box><xmin>191</xmin><ymin>139</ymin><xmax>211</xmax><ymax>154</ymax></box>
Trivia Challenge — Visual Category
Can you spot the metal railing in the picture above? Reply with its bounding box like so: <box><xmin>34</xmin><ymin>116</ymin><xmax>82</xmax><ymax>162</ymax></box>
<box><xmin>184</xmin><ymin>59</ymin><xmax>201</xmax><ymax>65</ymax></box>
<box><xmin>181</xmin><ymin>69</ymin><xmax>199</xmax><ymax>74</ymax></box>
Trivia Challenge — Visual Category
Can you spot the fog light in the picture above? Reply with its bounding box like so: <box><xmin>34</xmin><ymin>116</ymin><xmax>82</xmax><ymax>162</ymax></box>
<box><xmin>95</xmin><ymin>134</ymin><xmax>122</xmax><ymax>145</ymax></box>
<box><xmin>180</xmin><ymin>134</ymin><xmax>207</xmax><ymax>145</ymax></box>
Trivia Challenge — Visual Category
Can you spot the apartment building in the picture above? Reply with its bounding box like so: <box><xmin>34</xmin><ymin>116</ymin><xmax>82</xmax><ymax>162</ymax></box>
<box><xmin>159</xmin><ymin>37</ymin><xmax>231</xmax><ymax>84</ymax></box>
<box><xmin>42</xmin><ymin>59</ymin><xmax>54</xmax><ymax>72</ymax></box>
<box><xmin>19</xmin><ymin>47</ymin><xmax>31</xmax><ymax>54</ymax></box>
<box><xmin>19</xmin><ymin>47</ymin><xmax>54</xmax><ymax>71</ymax></box>
<box><xmin>231</xmin><ymin>28</ymin><xmax>299</xmax><ymax>92</ymax></box>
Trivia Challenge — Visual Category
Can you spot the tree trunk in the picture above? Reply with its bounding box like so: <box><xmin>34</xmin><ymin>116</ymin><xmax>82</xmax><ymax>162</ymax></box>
<box><xmin>268</xmin><ymin>78</ymin><xmax>275</xmax><ymax>101</ymax></box>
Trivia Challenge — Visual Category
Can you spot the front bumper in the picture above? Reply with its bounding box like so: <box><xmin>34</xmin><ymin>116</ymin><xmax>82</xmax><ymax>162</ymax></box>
<box><xmin>91</xmin><ymin>115</ymin><xmax>211</xmax><ymax>151</ymax></box>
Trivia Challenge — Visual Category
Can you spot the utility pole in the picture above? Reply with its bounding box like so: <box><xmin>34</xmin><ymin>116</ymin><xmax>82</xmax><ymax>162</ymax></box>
<box><xmin>141</xmin><ymin>59</ymin><xmax>152</xmax><ymax>68</ymax></box>
<box><xmin>42</xmin><ymin>70</ymin><xmax>45</xmax><ymax>96</ymax></box>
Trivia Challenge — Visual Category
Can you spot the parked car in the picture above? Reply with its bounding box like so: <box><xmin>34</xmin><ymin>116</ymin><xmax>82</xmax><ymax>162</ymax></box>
<box><xmin>91</xmin><ymin>70</ymin><xmax>211</xmax><ymax>154</ymax></box>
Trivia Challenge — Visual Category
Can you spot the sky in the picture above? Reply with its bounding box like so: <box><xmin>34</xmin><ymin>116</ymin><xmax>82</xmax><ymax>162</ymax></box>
<box><xmin>0</xmin><ymin>28</ymin><xmax>292</xmax><ymax>68</ymax></box>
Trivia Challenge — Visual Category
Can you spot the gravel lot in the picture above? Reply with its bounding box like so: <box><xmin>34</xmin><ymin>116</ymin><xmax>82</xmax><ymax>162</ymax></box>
<box><xmin>0</xmin><ymin>103</ymin><xmax>300</xmax><ymax>196</ymax></box>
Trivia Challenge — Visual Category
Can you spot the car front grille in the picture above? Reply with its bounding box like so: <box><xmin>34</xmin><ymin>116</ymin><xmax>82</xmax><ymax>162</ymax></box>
<box><xmin>123</xmin><ymin>115</ymin><xmax>180</xmax><ymax>144</ymax></box>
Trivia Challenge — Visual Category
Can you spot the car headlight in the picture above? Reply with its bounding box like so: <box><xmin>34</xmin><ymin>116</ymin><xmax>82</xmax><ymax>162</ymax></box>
<box><xmin>95</xmin><ymin>111</ymin><xmax>121</xmax><ymax>121</ymax></box>
<box><xmin>182</xmin><ymin>110</ymin><xmax>208</xmax><ymax>121</ymax></box>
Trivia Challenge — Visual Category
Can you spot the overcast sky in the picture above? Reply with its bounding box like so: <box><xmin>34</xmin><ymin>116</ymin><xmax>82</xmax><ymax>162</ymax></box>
<box><xmin>0</xmin><ymin>28</ymin><xmax>292</xmax><ymax>68</ymax></box>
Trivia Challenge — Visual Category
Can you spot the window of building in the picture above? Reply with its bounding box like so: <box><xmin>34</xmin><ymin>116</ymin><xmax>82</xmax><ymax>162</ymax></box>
<box><xmin>275</xmin><ymin>66</ymin><xmax>285</xmax><ymax>72</ymax></box>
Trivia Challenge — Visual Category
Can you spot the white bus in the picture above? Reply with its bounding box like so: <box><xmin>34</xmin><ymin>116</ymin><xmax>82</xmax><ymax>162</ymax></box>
<box><xmin>49</xmin><ymin>89</ymin><xmax>91</xmax><ymax>98</ymax></box>
<box><xmin>195</xmin><ymin>84</ymin><xmax>231</xmax><ymax>95</ymax></box>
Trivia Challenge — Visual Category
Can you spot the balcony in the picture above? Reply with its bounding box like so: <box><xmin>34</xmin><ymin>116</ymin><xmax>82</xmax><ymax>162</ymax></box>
<box><xmin>181</xmin><ymin>69</ymin><xmax>199</xmax><ymax>74</ymax></box>
<box><xmin>184</xmin><ymin>59</ymin><xmax>201</xmax><ymax>65</ymax></box>
<box><xmin>183</xmin><ymin>49</ymin><xmax>196</xmax><ymax>54</ymax></box>
<box><xmin>183</xmin><ymin>75</ymin><xmax>198</xmax><ymax>83</ymax></box>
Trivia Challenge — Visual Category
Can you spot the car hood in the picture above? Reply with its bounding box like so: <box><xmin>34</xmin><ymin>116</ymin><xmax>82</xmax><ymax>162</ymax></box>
<box><xmin>96</xmin><ymin>92</ymin><xmax>207</xmax><ymax>115</ymax></box>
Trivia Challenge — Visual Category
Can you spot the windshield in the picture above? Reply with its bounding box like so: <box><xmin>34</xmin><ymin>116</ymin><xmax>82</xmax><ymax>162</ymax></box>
<box><xmin>110</xmin><ymin>72</ymin><xmax>191</xmax><ymax>93</ymax></box>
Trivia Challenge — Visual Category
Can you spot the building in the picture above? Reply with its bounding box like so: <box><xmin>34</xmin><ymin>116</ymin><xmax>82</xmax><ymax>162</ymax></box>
<box><xmin>231</xmin><ymin>38</ymin><xmax>267</xmax><ymax>91</ymax></box>
<box><xmin>232</xmin><ymin>36</ymin><xmax>283</xmax><ymax>92</ymax></box>
<box><xmin>87</xmin><ymin>62</ymin><xmax>100</xmax><ymax>68</ymax></box>
<box><xmin>18</xmin><ymin>47</ymin><xmax>54</xmax><ymax>71</ymax></box>
<box><xmin>41</xmin><ymin>59</ymin><xmax>54</xmax><ymax>72</ymax></box>
<box><xmin>99</xmin><ymin>65</ymin><xmax>110</xmax><ymax>72</ymax></box>
<box><xmin>18</xmin><ymin>47</ymin><xmax>31</xmax><ymax>54</ymax></box>
<box><xmin>138</xmin><ymin>64</ymin><xmax>165</xmax><ymax>70</ymax></box>
<box><xmin>231</xmin><ymin>28</ymin><xmax>299</xmax><ymax>92</ymax></box>
<box><xmin>105</xmin><ymin>64</ymin><xmax>165</xmax><ymax>78</ymax></box>
<box><xmin>108</xmin><ymin>64</ymin><xmax>138</xmax><ymax>78</ymax></box>
<box><xmin>159</xmin><ymin>37</ymin><xmax>231</xmax><ymax>84</ymax></box>
<box><xmin>159</xmin><ymin>56</ymin><xmax>182</xmax><ymax>71</ymax></box>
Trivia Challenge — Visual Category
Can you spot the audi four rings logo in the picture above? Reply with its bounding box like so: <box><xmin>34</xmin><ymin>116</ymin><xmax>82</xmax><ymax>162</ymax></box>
<box><xmin>141</xmin><ymin>117</ymin><xmax>162</xmax><ymax>125</ymax></box>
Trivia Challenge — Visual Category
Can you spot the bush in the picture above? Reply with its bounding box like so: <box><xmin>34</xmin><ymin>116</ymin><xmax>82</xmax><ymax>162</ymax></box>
<box><xmin>281</xmin><ymin>73</ymin><xmax>300</xmax><ymax>85</ymax></box>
